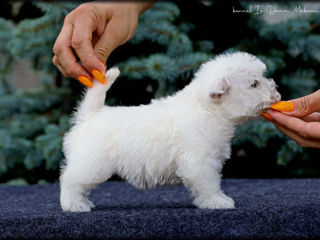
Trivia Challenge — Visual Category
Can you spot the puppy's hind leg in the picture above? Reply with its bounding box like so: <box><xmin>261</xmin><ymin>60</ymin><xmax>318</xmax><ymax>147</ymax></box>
<box><xmin>60</xmin><ymin>156</ymin><xmax>114</xmax><ymax>212</ymax></box>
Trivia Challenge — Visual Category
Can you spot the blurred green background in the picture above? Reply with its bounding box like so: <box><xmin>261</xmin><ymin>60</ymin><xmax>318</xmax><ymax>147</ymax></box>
<box><xmin>0</xmin><ymin>1</ymin><xmax>319</xmax><ymax>185</ymax></box>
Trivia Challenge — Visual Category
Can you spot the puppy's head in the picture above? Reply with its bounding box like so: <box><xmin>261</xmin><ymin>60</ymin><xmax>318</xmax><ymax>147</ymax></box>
<box><xmin>195</xmin><ymin>52</ymin><xmax>281</xmax><ymax>123</ymax></box>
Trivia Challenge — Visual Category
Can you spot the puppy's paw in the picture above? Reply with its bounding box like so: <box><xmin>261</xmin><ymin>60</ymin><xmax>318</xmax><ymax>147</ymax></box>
<box><xmin>61</xmin><ymin>196</ymin><xmax>94</xmax><ymax>212</ymax></box>
<box><xmin>194</xmin><ymin>191</ymin><xmax>235</xmax><ymax>209</ymax></box>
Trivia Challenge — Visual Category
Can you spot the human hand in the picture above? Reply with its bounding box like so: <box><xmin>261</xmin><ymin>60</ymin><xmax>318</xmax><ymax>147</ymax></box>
<box><xmin>53</xmin><ymin>1</ymin><xmax>155</xmax><ymax>87</ymax></box>
<box><xmin>263</xmin><ymin>90</ymin><xmax>320</xmax><ymax>148</ymax></box>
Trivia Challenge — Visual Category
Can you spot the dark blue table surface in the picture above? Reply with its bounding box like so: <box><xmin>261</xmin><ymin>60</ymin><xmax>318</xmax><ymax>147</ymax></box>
<box><xmin>0</xmin><ymin>179</ymin><xmax>319</xmax><ymax>240</ymax></box>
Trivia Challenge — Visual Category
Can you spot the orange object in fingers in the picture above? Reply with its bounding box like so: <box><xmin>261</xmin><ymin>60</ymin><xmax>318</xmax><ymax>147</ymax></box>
<box><xmin>78</xmin><ymin>76</ymin><xmax>93</xmax><ymax>88</ymax></box>
<box><xmin>271</xmin><ymin>101</ymin><xmax>294</xmax><ymax>112</ymax></box>
<box><xmin>261</xmin><ymin>112</ymin><xmax>274</xmax><ymax>122</ymax></box>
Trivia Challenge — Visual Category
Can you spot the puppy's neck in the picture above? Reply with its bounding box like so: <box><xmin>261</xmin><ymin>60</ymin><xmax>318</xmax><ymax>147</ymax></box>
<box><xmin>171</xmin><ymin>88</ymin><xmax>235</xmax><ymax>131</ymax></box>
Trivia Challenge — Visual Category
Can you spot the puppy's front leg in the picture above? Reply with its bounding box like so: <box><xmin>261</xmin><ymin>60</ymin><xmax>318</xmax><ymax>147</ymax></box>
<box><xmin>178</xmin><ymin>153</ymin><xmax>235</xmax><ymax>209</ymax></box>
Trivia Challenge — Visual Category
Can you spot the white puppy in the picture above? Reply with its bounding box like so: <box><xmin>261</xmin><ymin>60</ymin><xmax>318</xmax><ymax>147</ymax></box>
<box><xmin>60</xmin><ymin>52</ymin><xmax>280</xmax><ymax>212</ymax></box>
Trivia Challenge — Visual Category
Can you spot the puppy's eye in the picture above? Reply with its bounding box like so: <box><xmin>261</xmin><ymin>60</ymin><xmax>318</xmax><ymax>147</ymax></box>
<box><xmin>251</xmin><ymin>80</ymin><xmax>259</xmax><ymax>88</ymax></box>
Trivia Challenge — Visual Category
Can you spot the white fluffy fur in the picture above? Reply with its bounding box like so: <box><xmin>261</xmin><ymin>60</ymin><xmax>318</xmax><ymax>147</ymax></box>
<box><xmin>60</xmin><ymin>52</ymin><xmax>281</xmax><ymax>212</ymax></box>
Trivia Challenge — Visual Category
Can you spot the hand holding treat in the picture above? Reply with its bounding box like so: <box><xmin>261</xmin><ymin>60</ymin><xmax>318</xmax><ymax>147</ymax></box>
<box><xmin>263</xmin><ymin>90</ymin><xmax>320</xmax><ymax>148</ymax></box>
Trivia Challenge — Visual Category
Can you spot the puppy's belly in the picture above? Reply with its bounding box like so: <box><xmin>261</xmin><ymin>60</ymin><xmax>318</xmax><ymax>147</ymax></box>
<box><xmin>112</xmin><ymin>130</ymin><xmax>181</xmax><ymax>189</ymax></box>
<box><xmin>119</xmin><ymin>161</ymin><xmax>182</xmax><ymax>190</ymax></box>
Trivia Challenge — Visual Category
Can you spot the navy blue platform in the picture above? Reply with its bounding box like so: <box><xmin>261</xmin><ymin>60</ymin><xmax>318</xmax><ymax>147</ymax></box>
<box><xmin>0</xmin><ymin>179</ymin><xmax>319</xmax><ymax>239</ymax></box>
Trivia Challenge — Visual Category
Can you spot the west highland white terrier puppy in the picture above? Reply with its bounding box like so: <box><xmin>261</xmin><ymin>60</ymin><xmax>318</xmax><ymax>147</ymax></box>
<box><xmin>60</xmin><ymin>52</ymin><xmax>281</xmax><ymax>212</ymax></box>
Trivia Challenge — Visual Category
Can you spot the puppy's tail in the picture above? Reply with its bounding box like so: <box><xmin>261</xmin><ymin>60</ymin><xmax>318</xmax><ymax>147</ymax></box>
<box><xmin>72</xmin><ymin>67</ymin><xmax>120</xmax><ymax>124</ymax></box>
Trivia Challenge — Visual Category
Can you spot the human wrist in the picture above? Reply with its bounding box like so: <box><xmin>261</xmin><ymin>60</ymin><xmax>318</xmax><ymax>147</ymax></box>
<box><xmin>134</xmin><ymin>1</ymin><xmax>156</xmax><ymax>15</ymax></box>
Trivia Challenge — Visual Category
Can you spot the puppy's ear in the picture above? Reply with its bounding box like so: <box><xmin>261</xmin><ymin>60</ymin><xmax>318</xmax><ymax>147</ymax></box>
<box><xmin>210</xmin><ymin>78</ymin><xmax>230</xmax><ymax>99</ymax></box>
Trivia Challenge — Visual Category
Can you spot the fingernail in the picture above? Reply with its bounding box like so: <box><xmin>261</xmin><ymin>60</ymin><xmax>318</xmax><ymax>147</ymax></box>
<box><xmin>100</xmin><ymin>61</ymin><xmax>106</xmax><ymax>70</ymax></box>
<box><xmin>261</xmin><ymin>112</ymin><xmax>274</xmax><ymax>122</ymax></box>
<box><xmin>92</xmin><ymin>69</ymin><xmax>106</xmax><ymax>84</ymax></box>
<box><xmin>78</xmin><ymin>76</ymin><xmax>93</xmax><ymax>88</ymax></box>
<box><xmin>99</xmin><ymin>62</ymin><xmax>107</xmax><ymax>84</ymax></box>
<box><xmin>270</xmin><ymin>101</ymin><xmax>294</xmax><ymax>112</ymax></box>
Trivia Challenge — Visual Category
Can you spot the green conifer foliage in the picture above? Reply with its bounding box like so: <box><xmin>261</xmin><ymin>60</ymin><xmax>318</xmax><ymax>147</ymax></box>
<box><xmin>229</xmin><ymin>6</ymin><xmax>319</xmax><ymax>172</ymax></box>
<box><xmin>119</xmin><ymin>2</ymin><xmax>212</xmax><ymax>97</ymax></box>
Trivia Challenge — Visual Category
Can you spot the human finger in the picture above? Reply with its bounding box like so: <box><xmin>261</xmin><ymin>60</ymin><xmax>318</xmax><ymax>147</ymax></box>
<box><xmin>289</xmin><ymin>90</ymin><xmax>320</xmax><ymax>117</ymax></box>
<box><xmin>271</xmin><ymin>90</ymin><xmax>320</xmax><ymax>117</ymax></box>
<box><xmin>53</xmin><ymin>54</ymin><xmax>93</xmax><ymax>88</ymax></box>
<box><xmin>268</xmin><ymin>110</ymin><xmax>320</xmax><ymax>139</ymax></box>
<box><xmin>93</xmin><ymin>16</ymin><xmax>138</xmax><ymax>64</ymax></box>
<box><xmin>274</xmin><ymin>122</ymin><xmax>320</xmax><ymax>148</ymax></box>
<box><xmin>70</xmin><ymin>7</ymin><xmax>105</xmax><ymax>84</ymax></box>
<box><xmin>52</xmin><ymin>55</ymin><xmax>67</xmax><ymax>76</ymax></box>
<box><xmin>302</xmin><ymin>112</ymin><xmax>320</xmax><ymax>122</ymax></box>
<box><xmin>53</xmin><ymin>19</ymin><xmax>93</xmax><ymax>87</ymax></box>
<box><xmin>93</xmin><ymin>19</ymin><xmax>122</xmax><ymax>65</ymax></box>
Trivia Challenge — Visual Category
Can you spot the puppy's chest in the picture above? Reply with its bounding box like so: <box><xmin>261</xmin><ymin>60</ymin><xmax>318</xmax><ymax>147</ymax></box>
<box><xmin>197</xmin><ymin>125</ymin><xmax>233</xmax><ymax>161</ymax></box>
